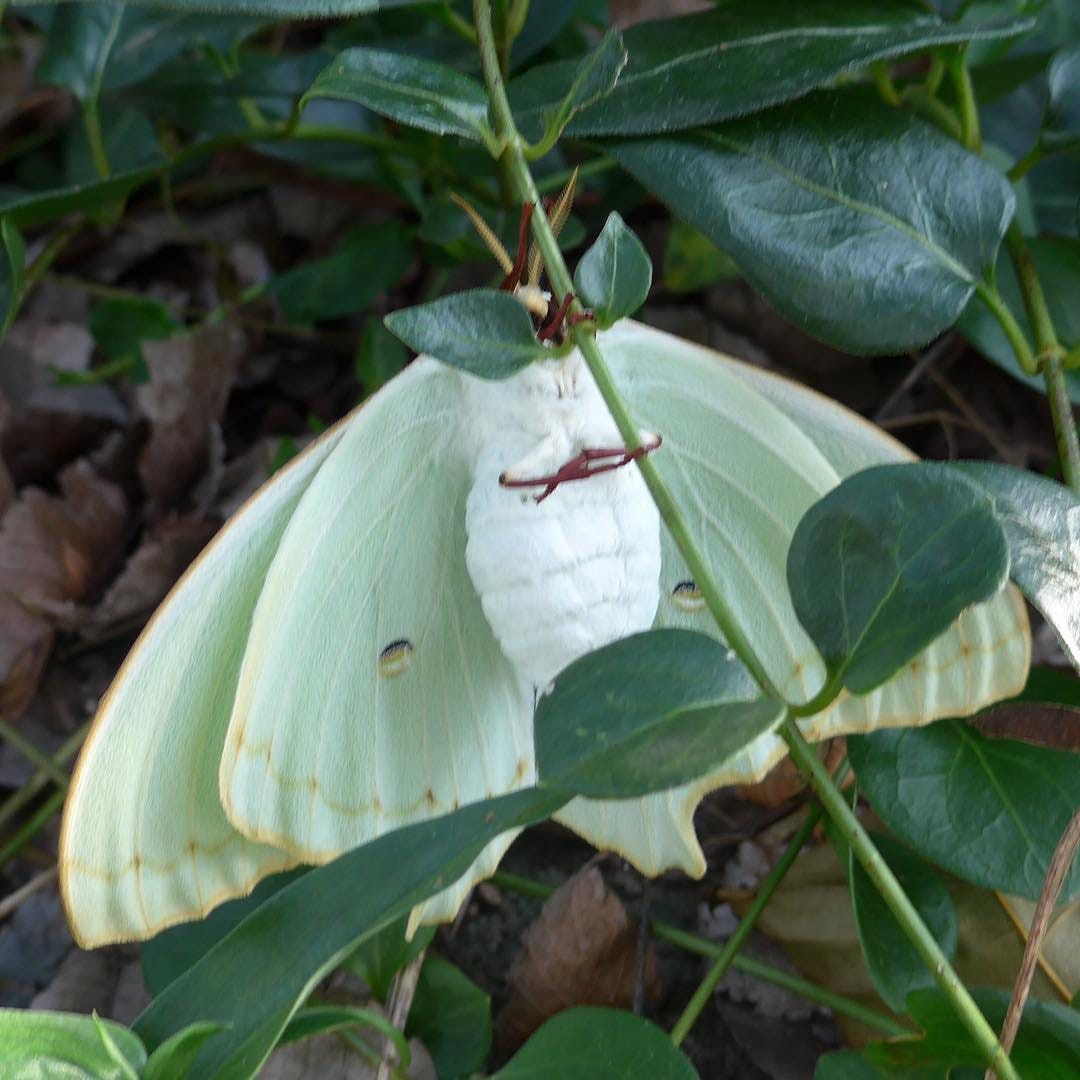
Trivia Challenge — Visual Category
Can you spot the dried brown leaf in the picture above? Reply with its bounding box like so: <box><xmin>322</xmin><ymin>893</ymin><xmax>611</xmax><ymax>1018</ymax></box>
<box><xmin>495</xmin><ymin>866</ymin><xmax>661</xmax><ymax>1055</ymax></box>
<box><xmin>971</xmin><ymin>703</ymin><xmax>1080</xmax><ymax>751</ymax></box>
<box><xmin>748</xmin><ymin>841</ymin><xmax>1080</xmax><ymax>1045</ymax></box>
<box><xmin>0</xmin><ymin>460</ymin><xmax>127</xmax><ymax>720</ymax></box>
<box><xmin>62</xmin><ymin>515</ymin><xmax>216</xmax><ymax>639</ymax></box>
<box><xmin>137</xmin><ymin>323</ymin><xmax>244</xmax><ymax>516</ymax></box>
<box><xmin>0</xmin><ymin>337</ymin><xmax>126</xmax><ymax>487</ymax></box>
<box><xmin>735</xmin><ymin>738</ymin><xmax>846</xmax><ymax>809</ymax></box>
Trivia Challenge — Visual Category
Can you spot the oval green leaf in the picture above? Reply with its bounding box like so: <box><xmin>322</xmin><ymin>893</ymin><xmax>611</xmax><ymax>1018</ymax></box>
<box><xmin>384</xmin><ymin>289</ymin><xmax>547</xmax><ymax>379</ymax></box>
<box><xmin>568</xmin><ymin>1</ymin><xmax>1033</xmax><ymax>136</ymax></box>
<box><xmin>849</xmin><ymin>720</ymin><xmax>1080</xmax><ymax>901</ymax></box>
<box><xmin>573</xmin><ymin>212</ymin><xmax>652</xmax><ymax>328</ymax></box>
<box><xmin>267</xmin><ymin>221</ymin><xmax>412</xmax><ymax>324</ymax></box>
<box><xmin>0</xmin><ymin>1008</ymin><xmax>146</xmax><ymax>1080</ymax></box>
<box><xmin>611</xmin><ymin>91</ymin><xmax>1015</xmax><ymax>354</ymax></box>
<box><xmin>535</xmin><ymin>628</ymin><xmax>784</xmax><ymax>800</ymax></box>
<box><xmin>787</xmin><ymin>463</ymin><xmax>1010</xmax><ymax>694</ymax></box>
<box><xmin>953</xmin><ymin>462</ymin><xmax>1080</xmax><ymax>672</ymax></box>
<box><xmin>494</xmin><ymin>1007</ymin><xmax>697</xmax><ymax>1079</ymax></box>
<box><xmin>850</xmin><ymin>833</ymin><xmax>958</xmax><ymax>1014</ymax></box>
<box><xmin>305</xmin><ymin>47</ymin><xmax>495</xmax><ymax>148</ymax></box>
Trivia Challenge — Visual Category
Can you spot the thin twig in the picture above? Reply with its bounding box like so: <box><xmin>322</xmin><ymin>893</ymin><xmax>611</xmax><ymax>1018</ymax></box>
<box><xmin>0</xmin><ymin>865</ymin><xmax>57</xmax><ymax>921</ymax></box>
<box><xmin>375</xmin><ymin>949</ymin><xmax>426</xmax><ymax>1080</ymax></box>
<box><xmin>874</xmin><ymin>334</ymin><xmax>957</xmax><ymax>421</ymax></box>
<box><xmin>633</xmin><ymin>878</ymin><xmax>652</xmax><ymax>1015</ymax></box>
<box><xmin>988</xmin><ymin>808</ymin><xmax>1080</xmax><ymax>1078</ymax></box>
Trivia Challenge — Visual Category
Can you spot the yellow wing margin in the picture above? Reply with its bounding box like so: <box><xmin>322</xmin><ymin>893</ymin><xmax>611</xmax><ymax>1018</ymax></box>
<box><xmin>59</xmin><ymin>417</ymin><xmax>351</xmax><ymax>948</ymax></box>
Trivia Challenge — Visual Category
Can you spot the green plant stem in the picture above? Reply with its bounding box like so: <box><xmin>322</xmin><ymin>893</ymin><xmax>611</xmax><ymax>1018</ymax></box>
<box><xmin>655</xmin><ymin>925</ymin><xmax>909</xmax><ymax>1039</ymax></box>
<box><xmin>0</xmin><ymin>720</ymin><xmax>89</xmax><ymax>832</ymax></box>
<box><xmin>870</xmin><ymin>61</ymin><xmax>901</xmax><ymax>107</ymax></box>
<box><xmin>1007</xmin><ymin>142</ymin><xmax>1044</xmax><ymax>181</ymax></box>
<box><xmin>19</xmin><ymin>218</ymin><xmax>83</xmax><ymax>302</ymax></box>
<box><xmin>489</xmin><ymin>871</ymin><xmax>908</xmax><ymax>1037</ymax></box>
<box><xmin>425</xmin><ymin>3</ymin><xmax>478</xmax><ymax>44</ymax></box>
<box><xmin>781</xmin><ymin>715</ymin><xmax>1019</xmax><ymax>1080</ymax></box>
<box><xmin>973</xmin><ymin>279</ymin><xmax>1036</xmax><ymax>375</ymax></box>
<box><xmin>1004</xmin><ymin>223</ymin><xmax>1080</xmax><ymax>492</ymax></box>
<box><xmin>902</xmin><ymin>87</ymin><xmax>963</xmax><ymax>142</ymax></box>
<box><xmin>670</xmin><ymin>802</ymin><xmax>823</xmax><ymax>1046</ymax></box>
<box><xmin>947</xmin><ymin>49</ymin><xmax>981</xmax><ymax>152</ymax></box>
<box><xmin>0</xmin><ymin>720</ymin><xmax>69</xmax><ymax>787</ymax></box>
<box><xmin>0</xmin><ymin>786</ymin><xmax>66</xmax><ymax>866</ymax></box>
<box><xmin>474</xmin><ymin>0</ymin><xmax>780</xmax><ymax>700</ymax></box>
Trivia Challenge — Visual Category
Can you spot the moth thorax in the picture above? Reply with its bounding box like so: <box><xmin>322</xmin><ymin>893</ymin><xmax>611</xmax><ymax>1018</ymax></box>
<box><xmin>464</xmin><ymin>449</ymin><xmax>662</xmax><ymax>690</ymax></box>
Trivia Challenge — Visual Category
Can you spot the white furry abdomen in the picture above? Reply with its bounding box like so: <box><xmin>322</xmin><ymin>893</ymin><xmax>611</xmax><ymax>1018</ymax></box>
<box><xmin>461</xmin><ymin>354</ymin><xmax>662</xmax><ymax>688</ymax></box>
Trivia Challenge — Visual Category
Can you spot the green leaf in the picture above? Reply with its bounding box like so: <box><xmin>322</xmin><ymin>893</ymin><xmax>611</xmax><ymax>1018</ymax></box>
<box><xmin>535</xmin><ymin>628</ymin><xmax>784</xmax><ymax>800</ymax></box>
<box><xmin>661</xmin><ymin>219</ymin><xmax>738</xmax><ymax>294</ymax></box>
<box><xmin>64</xmin><ymin>108</ymin><xmax>164</xmax><ymax>187</ymax></box>
<box><xmin>572</xmin><ymin>212</ymin><xmax>652</xmax><ymax>328</ymax></box>
<box><xmin>31</xmin><ymin>0</ymin><xmax>424</xmax><ymax>16</ymax></box>
<box><xmin>958</xmin><ymin>236</ymin><xmax>1080</xmax><ymax>402</ymax></box>
<box><xmin>567</xmin><ymin>1</ymin><xmax>1033</xmax><ymax>136</ymax></box>
<box><xmin>89</xmin><ymin>296</ymin><xmax>178</xmax><ymax>379</ymax></box>
<box><xmin>0</xmin><ymin>163</ymin><xmax>161</xmax><ymax>228</ymax></box>
<box><xmin>787</xmin><ymin>463</ymin><xmax>1010</xmax><ymax>694</ymax></box>
<box><xmin>142</xmin><ymin>1022</ymin><xmax>224</xmax><ymax>1080</ymax></box>
<box><xmin>356</xmin><ymin>318</ymin><xmax>410</xmax><ymax>394</ymax></box>
<box><xmin>341</xmin><ymin>914</ymin><xmax>435</xmax><ymax>1002</ymax></box>
<box><xmin>814</xmin><ymin>1050</ymin><xmax>885</xmax><ymax>1079</ymax></box>
<box><xmin>278</xmin><ymin>1005</ymin><xmax>409</xmax><ymax>1063</ymax></box>
<box><xmin>849</xmin><ymin>720</ymin><xmax>1080</xmax><ymax>901</ymax></box>
<box><xmin>305</xmin><ymin>47</ymin><xmax>496</xmax><ymax>148</ymax></box>
<box><xmin>494</xmin><ymin>1007</ymin><xmax>697</xmax><ymax>1079</ymax></box>
<box><xmin>509</xmin><ymin>31</ymin><xmax>627</xmax><ymax>146</ymax></box>
<box><xmin>407</xmin><ymin>956</ymin><xmax>492</xmax><ymax>1080</ymax></box>
<box><xmin>384</xmin><ymin>289</ymin><xmax>547</xmax><ymax>379</ymax></box>
<box><xmin>610</xmin><ymin>91</ymin><xmax>1015</xmax><ymax>353</ymax></box>
<box><xmin>132</xmin><ymin>788</ymin><xmax>567</xmax><ymax>1079</ymax></box>
<box><xmin>37</xmin><ymin>4</ymin><xmax>264</xmax><ymax>98</ymax></box>
<box><xmin>952</xmin><ymin>462</ymin><xmax>1080</xmax><ymax>672</ymax></box>
<box><xmin>266</xmin><ymin>221</ymin><xmax>413</xmax><ymax>324</ymax></box>
<box><xmin>0</xmin><ymin>217</ymin><xmax>24</xmax><ymax>338</ymax></box>
<box><xmin>849</xmin><ymin>833</ymin><xmax>958</xmax><ymax>1014</ymax></box>
<box><xmin>36</xmin><ymin>2</ymin><xmax>125</xmax><ymax>102</ymax></box>
<box><xmin>0</xmin><ymin>1008</ymin><xmax>146</xmax><ymax>1079</ymax></box>
<box><xmin>1045</xmin><ymin>45</ymin><xmax>1080</xmax><ymax>153</ymax></box>
<box><xmin>142</xmin><ymin>868</ymin><xmax>308</xmax><ymax>996</ymax></box>
<box><xmin>867</xmin><ymin>989</ymin><xmax>1080</xmax><ymax>1076</ymax></box>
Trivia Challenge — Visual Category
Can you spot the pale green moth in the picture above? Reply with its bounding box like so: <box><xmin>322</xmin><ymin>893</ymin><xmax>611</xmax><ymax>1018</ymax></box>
<box><xmin>58</xmin><ymin>313</ymin><xmax>1030</xmax><ymax>949</ymax></box>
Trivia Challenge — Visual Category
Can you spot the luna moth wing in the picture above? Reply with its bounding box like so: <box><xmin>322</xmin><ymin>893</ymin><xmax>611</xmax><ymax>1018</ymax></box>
<box><xmin>59</xmin><ymin>421</ymin><xmax>350</xmax><ymax>948</ymax></box>
<box><xmin>552</xmin><ymin>321</ymin><xmax>1029</xmax><ymax>878</ymax></box>
<box><xmin>217</xmin><ymin>357</ymin><xmax>535</xmax><ymax>930</ymax></box>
